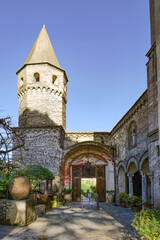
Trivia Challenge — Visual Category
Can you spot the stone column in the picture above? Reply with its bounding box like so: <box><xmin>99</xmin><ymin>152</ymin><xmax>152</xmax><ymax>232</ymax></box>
<box><xmin>127</xmin><ymin>174</ymin><xmax>134</xmax><ymax>196</ymax></box>
<box><xmin>140</xmin><ymin>172</ymin><xmax>147</xmax><ymax>203</ymax></box>
<box><xmin>148</xmin><ymin>172</ymin><xmax>154</xmax><ymax>205</ymax></box>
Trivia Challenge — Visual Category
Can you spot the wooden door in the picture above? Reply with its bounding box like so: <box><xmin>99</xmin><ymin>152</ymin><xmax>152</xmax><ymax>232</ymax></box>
<box><xmin>97</xmin><ymin>166</ymin><xmax>106</xmax><ymax>202</ymax></box>
<box><xmin>73</xmin><ymin>177</ymin><xmax>81</xmax><ymax>201</ymax></box>
<box><xmin>72</xmin><ymin>166</ymin><xmax>81</xmax><ymax>202</ymax></box>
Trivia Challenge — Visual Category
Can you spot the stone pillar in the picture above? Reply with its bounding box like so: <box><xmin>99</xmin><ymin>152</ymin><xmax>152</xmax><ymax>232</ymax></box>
<box><xmin>148</xmin><ymin>172</ymin><xmax>154</xmax><ymax>205</ymax></box>
<box><xmin>127</xmin><ymin>174</ymin><xmax>134</xmax><ymax>196</ymax></box>
<box><xmin>140</xmin><ymin>172</ymin><xmax>147</xmax><ymax>203</ymax></box>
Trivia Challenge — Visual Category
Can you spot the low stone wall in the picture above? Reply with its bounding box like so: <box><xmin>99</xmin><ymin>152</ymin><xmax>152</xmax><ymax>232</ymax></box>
<box><xmin>0</xmin><ymin>199</ymin><xmax>36</xmax><ymax>226</ymax></box>
<box><xmin>35</xmin><ymin>204</ymin><xmax>45</xmax><ymax>217</ymax></box>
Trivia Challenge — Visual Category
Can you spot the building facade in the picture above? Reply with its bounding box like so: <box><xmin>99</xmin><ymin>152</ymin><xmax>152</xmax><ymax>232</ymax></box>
<box><xmin>13</xmin><ymin>0</ymin><xmax>160</xmax><ymax>208</ymax></box>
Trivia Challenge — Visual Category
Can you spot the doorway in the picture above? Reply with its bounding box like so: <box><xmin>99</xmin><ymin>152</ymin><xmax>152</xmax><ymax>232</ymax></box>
<box><xmin>72</xmin><ymin>163</ymin><xmax>106</xmax><ymax>202</ymax></box>
<box><xmin>81</xmin><ymin>178</ymin><xmax>96</xmax><ymax>200</ymax></box>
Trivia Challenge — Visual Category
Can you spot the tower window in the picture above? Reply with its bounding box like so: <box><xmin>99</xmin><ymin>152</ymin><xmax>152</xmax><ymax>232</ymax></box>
<box><xmin>34</xmin><ymin>73</ymin><xmax>40</xmax><ymax>82</ymax></box>
<box><xmin>20</xmin><ymin>77</ymin><xmax>24</xmax><ymax>87</ymax></box>
<box><xmin>52</xmin><ymin>75</ymin><xmax>57</xmax><ymax>84</ymax></box>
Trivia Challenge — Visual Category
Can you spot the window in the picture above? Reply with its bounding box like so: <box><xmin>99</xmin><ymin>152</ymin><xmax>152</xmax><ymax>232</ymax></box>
<box><xmin>52</xmin><ymin>75</ymin><xmax>57</xmax><ymax>84</ymax></box>
<box><xmin>20</xmin><ymin>77</ymin><xmax>24</xmax><ymax>87</ymax></box>
<box><xmin>128</xmin><ymin>121</ymin><xmax>136</xmax><ymax>148</ymax></box>
<box><xmin>34</xmin><ymin>72</ymin><xmax>40</xmax><ymax>82</ymax></box>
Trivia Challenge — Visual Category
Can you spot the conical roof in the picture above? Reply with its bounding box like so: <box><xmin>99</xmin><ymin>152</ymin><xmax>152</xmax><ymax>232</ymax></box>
<box><xmin>25</xmin><ymin>25</ymin><xmax>60</xmax><ymax>68</ymax></box>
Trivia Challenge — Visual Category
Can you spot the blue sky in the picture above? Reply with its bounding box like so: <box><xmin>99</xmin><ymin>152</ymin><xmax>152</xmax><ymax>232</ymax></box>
<box><xmin>0</xmin><ymin>0</ymin><xmax>150</xmax><ymax>132</ymax></box>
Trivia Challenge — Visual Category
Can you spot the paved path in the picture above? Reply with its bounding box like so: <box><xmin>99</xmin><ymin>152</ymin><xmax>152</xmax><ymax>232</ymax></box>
<box><xmin>0</xmin><ymin>203</ymin><xmax>139</xmax><ymax>240</ymax></box>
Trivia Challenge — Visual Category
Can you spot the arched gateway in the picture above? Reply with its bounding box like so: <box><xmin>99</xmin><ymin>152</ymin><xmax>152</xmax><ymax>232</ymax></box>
<box><xmin>61</xmin><ymin>142</ymin><xmax>114</xmax><ymax>202</ymax></box>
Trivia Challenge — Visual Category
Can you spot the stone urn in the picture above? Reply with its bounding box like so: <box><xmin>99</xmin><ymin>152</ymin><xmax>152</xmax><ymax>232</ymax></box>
<box><xmin>107</xmin><ymin>193</ymin><xmax>114</xmax><ymax>204</ymax></box>
<box><xmin>9</xmin><ymin>176</ymin><xmax>30</xmax><ymax>200</ymax></box>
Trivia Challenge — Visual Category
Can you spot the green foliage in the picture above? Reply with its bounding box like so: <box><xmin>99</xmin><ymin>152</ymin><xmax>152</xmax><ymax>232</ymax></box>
<box><xmin>129</xmin><ymin>196</ymin><xmax>143</xmax><ymax>207</ymax></box>
<box><xmin>117</xmin><ymin>193</ymin><xmax>143</xmax><ymax>207</ymax></box>
<box><xmin>62</xmin><ymin>188</ymin><xmax>74</xmax><ymax>195</ymax></box>
<box><xmin>132</xmin><ymin>210</ymin><xmax>160</xmax><ymax>240</ymax></box>
<box><xmin>0</xmin><ymin>171</ymin><xmax>12</xmax><ymax>191</ymax></box>
<box><xmin>90</xmin><ymin>186</ymin><xmax>96</xmax><ymax>194</ymax></box>
<box><xmin>117</xmin><ymin>192</ymin><xmax>129</xmax><ymax>203</ymax></box>
<box><xmin>22</xmin><ymin>165</ymin><xmax>54</xmax><ymax>181</ymax></box>
<box><xmin>106</xmin><ymin>190</ymin><xmax>115</xmax><ymax>194</ymax></box>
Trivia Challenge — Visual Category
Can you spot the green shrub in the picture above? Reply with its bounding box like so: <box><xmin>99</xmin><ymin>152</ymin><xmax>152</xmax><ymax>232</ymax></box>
<box><xmin>62</xmin><ymin>188</ymin><xmax>74</xmax><ymax>195</ymax></box>
<box><xmin>117</xmin><ymin>192</ymin><xmax>128</xmax><ymax>203</ymax></box>
<box><xmin>0</xmin><ymin>171</ymin><xmax>12</xmax><ymax>191</ymax></box>
<box><xmin>22</xmin><ymin>164</ymin><xmax>54</xmax><ymax>181</ymax></box>
<box><xmin>132</xmin><ymin>210</ymin><xmax>160</xmax><ymax>240</ymax></box>
<box><xmin>129</xmin><ymin>196</ymin><xmax>143</xmax><ymax>207</ymax></box>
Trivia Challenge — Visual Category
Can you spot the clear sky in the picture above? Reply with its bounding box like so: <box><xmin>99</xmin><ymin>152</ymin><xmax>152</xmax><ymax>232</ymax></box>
<box><xmin>0</xmin><ymin>0</ymin><xmax>150</xmax><ymax>132</ymax></box>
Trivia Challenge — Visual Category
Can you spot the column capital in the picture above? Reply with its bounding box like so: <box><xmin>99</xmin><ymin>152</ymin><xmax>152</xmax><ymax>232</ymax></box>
<box><xmin>127</xmin><ymin>173</ymin><xmax>134</xmax><ymax>178</ymax></box>
<box><xmin>147</xmin><ymin>171</ymin><xmax>154</xmax><ymax>177</ymax></box>
<box><xmin>140</xmin><ymin>171</ymin><xmax>146</xmax><ymax>176</ymax></box>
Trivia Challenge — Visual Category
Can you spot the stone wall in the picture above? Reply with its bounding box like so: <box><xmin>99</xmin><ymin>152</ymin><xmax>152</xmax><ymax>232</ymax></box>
<box><xmin>112</xmin><ymin>91</ymin><xmax>148</xmax><ymax>166</ymax></box>
<box><xmin>17</xmin><ymin>64</ymin><xmax>67</xmax><ymax>130</ymax></box>
<box><xmin>0</xmin><ymin>199</ymin><xmax>35</xmax><ymax>226</ymax></box>
<box><xmin>64</xmin><ymin>132</ymin><xmax>110</xmax><ymax>149</ymax></box>
<box><xmin>13</xmin><ymin>126</ymin><xmax>63</xmax><ymax>180</ymax></box>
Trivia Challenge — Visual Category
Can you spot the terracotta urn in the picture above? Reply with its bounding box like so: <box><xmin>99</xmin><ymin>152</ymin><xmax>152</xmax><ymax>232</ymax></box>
<box><xmin>64</xmin><ymin>193</ymin><xmax>72</xmax><ymax>202</ymax></box>
<box><xmin>9</xmin><ymin>176</ymin><xmax>30</xmax><ymax>200</ymax></box>
<box><xmin>107</xmin><ymin>193</ymin><xmax>114</xmax><ymax>204</ymax></box>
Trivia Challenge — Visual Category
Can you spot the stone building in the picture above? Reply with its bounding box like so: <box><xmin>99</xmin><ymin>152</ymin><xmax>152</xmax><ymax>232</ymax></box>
<box><xmin>13</xmin><ymin>0</ymin><xmax>160</xmax><ymax>208</ymax></box>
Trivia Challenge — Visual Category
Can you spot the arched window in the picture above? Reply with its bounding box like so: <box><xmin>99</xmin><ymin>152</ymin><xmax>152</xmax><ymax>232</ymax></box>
<box><xmin>20</xmin><ymin>77</ymin><xmax>24</xmax><ymax>87</ymax></box>
<box><xmin>52</xmin><ymin>75</ymin><xmax>57</xmax><ymax>84</ymax></box>
<box><xmin>34</xmin><ymin>72</ymin><xmax>40</xmax><ymax>82</ymax></box>
<box><xmin>128</xmin><ymin>121</ymin><xmax>136</xmax><ymax>148</ymax></box>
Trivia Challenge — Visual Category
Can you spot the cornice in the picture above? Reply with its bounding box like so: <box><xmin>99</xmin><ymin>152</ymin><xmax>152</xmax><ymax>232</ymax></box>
<box><xmin>17</xmin><ymin>86</ymin><xmax>67</xmax><ymax>103</ymax></box>
<box><xmin>111</xmin><ymin>90</ymin><xmax>148</xmax><ymax>135</ymax></box>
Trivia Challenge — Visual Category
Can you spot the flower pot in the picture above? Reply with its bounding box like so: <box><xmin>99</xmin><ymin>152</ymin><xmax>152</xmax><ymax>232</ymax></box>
<box><xmin>131</xmin><ymin>206</ymin><xmax>141</xmax><ymax>212</ymax></box>
<box><xmin>64</xmin><ymin>193</ymin><xmax>72</xmax><ymax>202</ymax></box>
<box><xmin>107</xmin><ymin>193</ymin><xmax>114</xmax><ymax>204</ymax></box>
<box><xmin>121</xmin><ymin>202</ymin><xmax>126</xmax><ymax>208</ymax></box>
<box><xmin>144</xmin><ymin>203</ymin><xmax>152</xmax><ymax>210</ymax></box>
<box><xmin>9</xmin><ymin>176</ymin><xmax>30</xmax><ymax>200</ymax></box>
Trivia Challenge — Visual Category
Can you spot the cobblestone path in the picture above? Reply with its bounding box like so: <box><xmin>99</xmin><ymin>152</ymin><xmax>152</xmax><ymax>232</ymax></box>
<box><xmin>0</xmin><ymin>203</ymin><xmax>139</xmax><ymax>240</ymax></box>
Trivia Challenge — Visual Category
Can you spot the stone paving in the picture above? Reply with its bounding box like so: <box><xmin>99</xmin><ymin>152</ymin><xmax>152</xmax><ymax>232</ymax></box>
<box><xmin>0</xmin><ymin>203</ymin><xmax>139</xmax><ymax>240</ymax></box>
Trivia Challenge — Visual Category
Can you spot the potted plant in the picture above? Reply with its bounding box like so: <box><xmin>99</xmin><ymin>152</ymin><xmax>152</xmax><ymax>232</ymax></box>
<box><xmin>22</xmin><ymin>164</ymin><xmax>54</xmax><ymax>208</ymax></box>
<box><xmin>106</xmin><ymin>190</ymin><xmax>115</xmax><ymax>204</ymax></box>
<box><xmin>129</xmin><ymin>196</ymin><xmax>143</xmax><ymax>212</ymax></box>
<box><xmin>117</xmin><ymin>192</ymin><xmax>128</xmax><ymax>207</ymax></box>
<box><xmin>62</xmin><ymin>188</ymin><xmax>74</xmax><ymax>202</ymax></box>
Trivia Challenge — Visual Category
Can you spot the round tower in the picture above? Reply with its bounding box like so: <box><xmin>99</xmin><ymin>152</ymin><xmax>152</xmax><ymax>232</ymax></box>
<box><xmin>16</xmin><ymin>26</ymin><xmax>68</xmax><ymax>130</ymax></box>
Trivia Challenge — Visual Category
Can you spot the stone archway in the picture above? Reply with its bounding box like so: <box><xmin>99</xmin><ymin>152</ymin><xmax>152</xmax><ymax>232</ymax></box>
<box><xmin>117</xmin><ymin>164</ymin><xmax>128</xmax><ymax>194</ymax></box>
<box><xmin>127</xmin><ymin>159</ymin><xmax>141</xmax><ymax>196</ymax></box>
<box><xmin>61</xmin><ymin>142</ymin><xmax>113</xmax><ymax>202</ymax></box>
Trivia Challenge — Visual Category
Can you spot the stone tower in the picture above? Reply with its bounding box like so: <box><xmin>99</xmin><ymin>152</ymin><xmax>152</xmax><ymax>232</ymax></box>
<box><xmin>13</xmin><ymin>26</ymin><xmax>68</xmax><ymax>178</ymax></box>
<box><xmin>16</xmin><ymin>25</ymin><xmax>68</xmax><ymax>130</ymax></box>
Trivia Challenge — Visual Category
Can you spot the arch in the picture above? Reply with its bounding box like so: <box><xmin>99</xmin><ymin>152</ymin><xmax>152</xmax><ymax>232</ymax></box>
<box><xmin>118</xmin><ymin>165</ymin><xmax>126</xmax><ymax>193</ymax></box>
<box><xmin>117</xmin><ymin>161</ymin><xmax>127</xmax><ymax>172</ymax></box>
<box><xmin>126</xmin><ymin>157</ymin><xmax>138</xmax><ymax>173</ymax></box>
<box><xmin>61</xmin><ymin>141</ymin><xmax>112</xmax><ymax>186</ymax></box>
<box><xmin>139</xmin><ymin>151</ymin><xmax>149</xmax><ymax>170</ymax></box>
<box><xmin>20</xmin><ymin>77</ymin><xmax>24</xmax><ymax>87</ymax></box>
<box><xmin>52</xmin><ymin>75</ymin><xmax>57</xmax><ymax>84</ymax></box>
<box><xmin>34</xmin><ymin>72</ymin><xmax>40</xmax><ymax>82</ymax></box>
